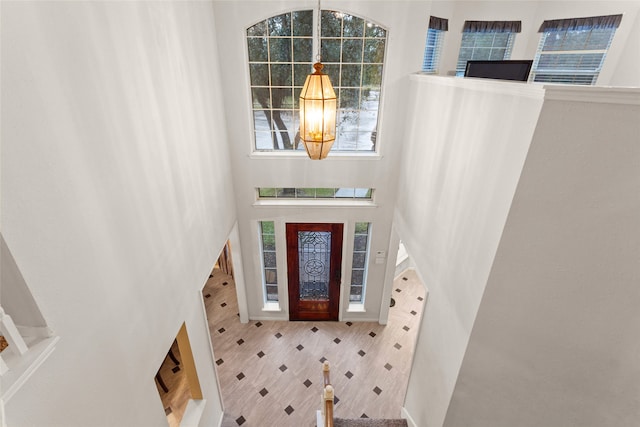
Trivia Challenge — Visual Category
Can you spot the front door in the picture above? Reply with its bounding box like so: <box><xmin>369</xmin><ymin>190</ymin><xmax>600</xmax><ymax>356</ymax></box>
<box><xmin>286</xmin><ymin>223</ymin><xmax>343</xmax><ymax>321</ymax></box>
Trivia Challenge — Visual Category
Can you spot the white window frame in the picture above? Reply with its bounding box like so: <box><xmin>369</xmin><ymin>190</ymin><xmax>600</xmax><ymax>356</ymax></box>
<box><xmin>258</xmin><ymin>221</ymin><xmax>279</xmax><ymax>308</ymax></box>
<box><xmin>246</xmin><ymin>10</ymin><xmax>388</xmax><ymax>154</ymax></box>
<box><xmin>348</xmin><ymin>222</ymin><xmax>371</xmax><ymax>307</ymax></box>
<box><xmin>422</xmin><ymin>28</ymin><xmax>445</xmax><ymax>73</ymax></box>
<box><xmin>257</xmin><ymin>187</ymin><xmax>373</xmax><ymax>200</ymax></box>
<box><xmin>455</xmin><ymin>32</ymin><xmax>516</xmax><ymax>77</ymax></box>
<box><xmin>530</xmin><ymin>27</ymin><xmax>617</xmax><ymax>85</ymax></box>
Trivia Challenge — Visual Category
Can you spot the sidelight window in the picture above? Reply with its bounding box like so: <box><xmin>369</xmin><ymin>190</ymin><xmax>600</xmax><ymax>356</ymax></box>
<box><xmin>349</xmin><ymin>222</ymin><xmax>371</xmax><ymax>303</ymax></box>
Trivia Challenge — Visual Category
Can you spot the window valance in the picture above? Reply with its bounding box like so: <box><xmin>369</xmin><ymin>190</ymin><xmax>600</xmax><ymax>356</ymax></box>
<box><xmin>462</xmin><ymin>20</ymin><xmax>521</xmax><ymax>33</ymax></box>
<box><xmin>538</xmin><ymin>14</ymin><xmax>623</xmax><ymax>32</ymax></box>
<box><xmin>429</xmin><ymin>16</ymin><xmax>449</xmax><ymax>31</ymax></box>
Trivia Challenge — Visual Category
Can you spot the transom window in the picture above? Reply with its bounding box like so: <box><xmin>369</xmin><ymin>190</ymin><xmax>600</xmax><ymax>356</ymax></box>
<box><xmin>455</xmin><ymin>20</ymin><xmax>521</xmax><ymax>76</ymax></box>
<box><xmin>530</xmin><ymin>14</ymin><xmax>622</xmax><ymax>85</ymax></box>
<box><xmin>258</xmin><ymin>188</ymin><xmax>372</xmax><ymax>200</ymax></box>
<box><xmin>247</xmin><ymin>10</ymin><xmax>387</xmax><ymax>153</ymax></box>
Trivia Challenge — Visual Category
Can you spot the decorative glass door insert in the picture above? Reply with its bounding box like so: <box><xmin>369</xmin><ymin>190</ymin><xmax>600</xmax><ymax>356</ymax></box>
<box><xmin>298</xmin><ymin>231</ymin><xmax>331</xmax><ymax>300</ymax></box>
<box><xmin>286</xmin><ymin>223</ymin><xmax>343</xmax><ymax>321</ymax></box>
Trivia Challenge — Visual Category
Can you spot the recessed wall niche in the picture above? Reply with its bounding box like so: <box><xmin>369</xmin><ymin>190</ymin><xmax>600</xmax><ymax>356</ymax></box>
<box><xmin>154</xmin><ymin>323</ymin><xmax>203</xmax><ymax>427</ymax></box>
<box><xmin>1</xmin><ymin>233</ymin><xmax>59</xmax><ymax>403</ymax></box>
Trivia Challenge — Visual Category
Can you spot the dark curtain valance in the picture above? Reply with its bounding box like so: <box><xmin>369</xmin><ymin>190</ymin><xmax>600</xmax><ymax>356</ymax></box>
<box><xmin>538</xmin><ymin>14</ymin><xmax>623</xmax><ymax>32</ymax></box>
<box><xmin>462</xmin><ymin>20</ymin><xmax>521</xmax><ymax>33</ymax></box>
<box><xmin>429</xmin><ymin>16</ymin><xmax>449</xmax><ymax>31</ymax></box>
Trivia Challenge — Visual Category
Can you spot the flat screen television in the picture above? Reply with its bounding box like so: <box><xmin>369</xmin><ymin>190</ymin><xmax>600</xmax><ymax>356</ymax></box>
<box><xmin>464</xmin><ymin>60</ymin><xmax>533</xmax><ymax>82</ymax></box>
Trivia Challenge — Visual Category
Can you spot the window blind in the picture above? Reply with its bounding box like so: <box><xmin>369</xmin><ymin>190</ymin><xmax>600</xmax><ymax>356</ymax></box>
<box><xmin>531</xmin><ymin>14</ymin><xmax>622</xmax><ymax>85</ymax></box>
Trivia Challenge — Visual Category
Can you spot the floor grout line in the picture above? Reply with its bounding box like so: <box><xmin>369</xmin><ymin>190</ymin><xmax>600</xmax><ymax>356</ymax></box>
<box><xmin>203</xmin><ymin>269</ymin><xmax>426</xmax><ymax>427</ymax></box>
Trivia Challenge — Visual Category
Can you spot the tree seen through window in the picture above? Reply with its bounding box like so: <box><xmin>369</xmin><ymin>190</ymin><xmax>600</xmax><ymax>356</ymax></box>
<box><xmin>247</xmin><ymin>10</ymin><xmax>387</xmax><ymax>152</ymax></box>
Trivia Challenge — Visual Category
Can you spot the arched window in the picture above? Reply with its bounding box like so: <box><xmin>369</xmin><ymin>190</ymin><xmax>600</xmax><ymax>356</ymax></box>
<box><xmin>247</xmin><ymin>10</ymin><xmax>387</xmax><ymax>153</ymax></box>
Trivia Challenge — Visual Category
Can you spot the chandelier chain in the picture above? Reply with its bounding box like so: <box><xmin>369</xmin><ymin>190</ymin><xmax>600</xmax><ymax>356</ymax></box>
<box><xmin>316</xmin><ymin>0</ymin><xmax>321</xmax><ymax>62</ymax></box>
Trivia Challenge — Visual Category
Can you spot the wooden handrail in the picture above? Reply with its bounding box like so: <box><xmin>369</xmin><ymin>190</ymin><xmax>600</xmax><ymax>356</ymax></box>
<box><xmin>323</xmin><ymin>360</ymin><xmax>331</xmax><ymax>387</ymax></box>
<box><xmin>321</xmin><ymin>361</ymin><xmax>334</xmax><ymax>427</ymax></box>
<box><xmin>324</xmin><ymin>385</ymin><xmax>334</xmax><ymax>427</ymax></box>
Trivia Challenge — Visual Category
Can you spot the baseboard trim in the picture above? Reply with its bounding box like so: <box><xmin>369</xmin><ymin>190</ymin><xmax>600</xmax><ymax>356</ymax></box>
<box><xmin>401</xmin><ymin>407</ymin><xmax>418</xmax><ymax>427</ymax></box>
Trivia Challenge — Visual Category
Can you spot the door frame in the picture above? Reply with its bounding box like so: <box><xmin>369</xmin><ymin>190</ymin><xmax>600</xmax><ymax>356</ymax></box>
<box><xmin>286</xmin><ymin>223</ymin><xmax>343</xmax><ymax>321</ymax></box>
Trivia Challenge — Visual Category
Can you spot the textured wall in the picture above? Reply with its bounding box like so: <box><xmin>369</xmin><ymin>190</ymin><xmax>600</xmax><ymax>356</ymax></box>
<box><xmin>445</xmin><ymin>88</ymin><xmax>640</xmax><ymax>427</ymax></box>
<box><xmin>1</xmin><ymin>2</ymin><xmax>234</xmax><ymax>425</ymax></box>
<box><xmin>397</xmin><ymin>75</ymin><xmax>544</xmax><ymax>427</ymax></box>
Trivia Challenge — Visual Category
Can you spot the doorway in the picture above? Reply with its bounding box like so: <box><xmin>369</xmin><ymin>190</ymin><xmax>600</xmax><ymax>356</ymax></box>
<box><xmin>286</xmin><ymin>223</ymin><xmax>343</xmax><ymax>321</ymax></box>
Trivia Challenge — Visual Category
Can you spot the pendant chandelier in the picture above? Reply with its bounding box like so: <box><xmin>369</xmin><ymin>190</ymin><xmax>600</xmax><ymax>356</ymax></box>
<box><xmin>299</xmin><ymin>0</ymin><xmax>337</xmax><ymax>160</ymax></box>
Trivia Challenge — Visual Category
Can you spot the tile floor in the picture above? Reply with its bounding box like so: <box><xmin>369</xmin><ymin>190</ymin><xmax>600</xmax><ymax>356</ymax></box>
<box><xmin>154</xmin><ymin>340</ymin><xmax>190</xmax><ymax>427</ymax></box>
<box><xmin>203</xmin><ymin>268</ymin><xmax>426</xmax><ymax>427</ymax></box>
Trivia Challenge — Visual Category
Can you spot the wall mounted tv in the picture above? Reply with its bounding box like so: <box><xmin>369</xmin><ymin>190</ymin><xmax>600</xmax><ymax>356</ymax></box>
<box><xmin>464</xmin><ymin>60</ymin><xmax>533</xmax><ymax>82</ymax></box>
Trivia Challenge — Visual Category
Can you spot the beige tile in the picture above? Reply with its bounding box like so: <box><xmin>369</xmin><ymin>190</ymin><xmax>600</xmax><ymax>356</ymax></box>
<box><xmin>204</xmin><ymin>269</ymin><xmax>426</xmax><ymax>426</ymax></box>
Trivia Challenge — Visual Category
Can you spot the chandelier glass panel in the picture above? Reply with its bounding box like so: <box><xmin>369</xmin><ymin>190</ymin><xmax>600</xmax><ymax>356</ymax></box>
<box><xmin>299</xmin><ymin>1</ymin><xmax>337</xmax><ymax>159</ymax></box>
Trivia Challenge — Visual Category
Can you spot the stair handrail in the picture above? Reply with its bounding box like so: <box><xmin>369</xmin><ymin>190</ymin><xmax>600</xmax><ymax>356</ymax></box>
<box><xmin>323</xmin><ymin>385</ymin><xmax>334</xmax><ymax>427</ymax></box>
<box><xmin>323</xmin><ymin>360</ymin><xmax>331</xmax><ymax>387</ymax></box>
<box><xmin>321</xmin><ymin>360</ymin><xmax>333</xmax><ymax>427</ymax></box>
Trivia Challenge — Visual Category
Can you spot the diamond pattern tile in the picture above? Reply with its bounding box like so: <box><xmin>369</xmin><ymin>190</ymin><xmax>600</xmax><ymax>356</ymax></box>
<box><xmin>204</xmin><ymin>267</ymin><xmax>426</xmax><ymax>426</ymax></box>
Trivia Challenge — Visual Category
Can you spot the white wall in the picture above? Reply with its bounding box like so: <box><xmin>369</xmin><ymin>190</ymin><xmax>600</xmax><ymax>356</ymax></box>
<box><xmin>443</xmin><ymin>87</ymin><xmax>640</xmax><ymax>427</ymax></box>
<box><xmin>1</xmin><ymin>234</ymin><xmax>47</xmax><ymax>328</ymax></box>
<box><xmin>396</xmin><ymin>75</ymin><xmax>544</xmax><ymax>427</ymax></box>
<box><xmin>1</xmin><ymin>2</ymin><xmax>234</xmax><ymax>426</ymax></box>
<box><xmin>610</xmin><ymin>8</ymin><xmax>640</xmax><ymax>86</ymax></box>
<box><xmin>435</xmin><ymin>1</ymin><xmax>640</xmax><ymax>86</ymax></box>
<box><xmin>212</xmin><ymin>0</ymin><xmax>431</xmax><ymax>322</ymax></box>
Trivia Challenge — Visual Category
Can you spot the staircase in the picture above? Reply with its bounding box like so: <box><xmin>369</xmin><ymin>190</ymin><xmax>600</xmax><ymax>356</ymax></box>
<box><xmin>317</xmin><ymin>361</ymin><xmax>409</xmax><ymax>427</ymax></box>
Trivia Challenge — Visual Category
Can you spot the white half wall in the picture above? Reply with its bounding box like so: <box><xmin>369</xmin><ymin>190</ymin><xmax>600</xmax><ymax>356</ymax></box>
<box><xmin>443</xmin><ymin>87</ymin><xmax>640</xmax><ymax>427</ymax></box>
<box><xmin>396</xmin><ymin>75</ymin><xmax>544</xmax><ymax>427</ymax></box>
<box><xmin>1</xmin><ymin>2</ymin><xmax>234</xmax><ymax>425</ymax></box>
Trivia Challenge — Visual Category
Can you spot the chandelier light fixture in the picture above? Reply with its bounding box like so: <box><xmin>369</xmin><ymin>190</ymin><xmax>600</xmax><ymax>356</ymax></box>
<box><xmin>299</xmin><ymin>0</ymin><xmax>337</xmax><ymax>160</ymax></box>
